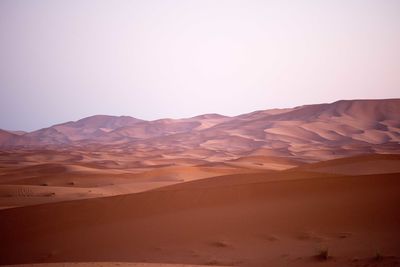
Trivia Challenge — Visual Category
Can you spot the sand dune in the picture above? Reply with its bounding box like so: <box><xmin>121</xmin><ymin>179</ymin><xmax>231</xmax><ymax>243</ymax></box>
<box><xmin>226</xmin><ymin>156</ymin><xmax>301</xmax><ymax>170</ymax></box>
<box><xmin>0</xmin><ymin>148</ymin><xmax>252</xmax><ymax>209</ymax></box>
<box><xmin>1</xmin><ymin>99</ymin><xmax>400</xmax><ymax>267</ymax></box>
<box><xmin>0</xmin><ymin>166</ymin><xmax>399</xmax><ymax>267</ymax></box>
<box><xmin>1</xmin><ymin>99</ymin><xmax>399</xmax><ymax>162</ymax></box>
<box><xmin>292</xmin><ymin>154</ymin><xmax>400</xmax><ymax>175</ymax></box>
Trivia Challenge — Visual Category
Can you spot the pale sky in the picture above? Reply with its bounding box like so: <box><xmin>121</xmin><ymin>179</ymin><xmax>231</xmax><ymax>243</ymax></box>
<box><xmin>1</xmin><ymin>0</ymin><xmax>399</xmax><ymax>131</ymax></box>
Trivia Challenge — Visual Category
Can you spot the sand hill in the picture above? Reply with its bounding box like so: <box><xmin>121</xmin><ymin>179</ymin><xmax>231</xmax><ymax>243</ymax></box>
<box><xmin>0</xmin><ymin>99</ymin><xmax>399</xmax><ymax>267</ymax></box>
<box><xmin>1</xmin><ymin>99</ymin><xmax>399</xmax><ymax>161</ymax></box>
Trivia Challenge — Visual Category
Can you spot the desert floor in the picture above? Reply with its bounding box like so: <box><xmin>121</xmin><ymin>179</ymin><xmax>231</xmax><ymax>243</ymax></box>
<box><xmin>1</xmin><ymin>151</ymin><xmax>399</xmax><ymax>267</ymax></box>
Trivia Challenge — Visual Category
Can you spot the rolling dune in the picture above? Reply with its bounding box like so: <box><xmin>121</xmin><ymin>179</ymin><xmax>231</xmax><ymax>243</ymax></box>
<box><xmin>1</xmin><ymin>99</ymin><xmax>400</xmax><ymax>267</ymax></box>
<box><xmin>0</xmin><ymin>164</ymin><xmax>399</xmax><ymax>267</ymax></box>
<box><xmin>1</xmin><ymin>99</ymin><xmax>399</xmax><ymax>162</ymax></box>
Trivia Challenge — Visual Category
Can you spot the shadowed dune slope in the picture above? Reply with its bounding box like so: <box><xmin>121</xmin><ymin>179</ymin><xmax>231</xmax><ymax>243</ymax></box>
<box><xmin>291</xmin><ymin>154</ymin><xmax>400</xmax><ymax>175</ymax></box>
<box><xmin>0</xmin><ymin>169</ymin><xmax>399</xmax><ymax>267</ymax></box>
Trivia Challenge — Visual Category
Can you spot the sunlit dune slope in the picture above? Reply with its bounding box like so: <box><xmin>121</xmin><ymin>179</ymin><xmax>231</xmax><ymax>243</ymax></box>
<box><xmin>2</xmin><ymin>99</ymin><xmax>400</xmax><ymax>162</ymax></box>
<box><xmin>0</xmin><ymin>146</ymin><xmax>306</xmax><ymax>209</ymax></box>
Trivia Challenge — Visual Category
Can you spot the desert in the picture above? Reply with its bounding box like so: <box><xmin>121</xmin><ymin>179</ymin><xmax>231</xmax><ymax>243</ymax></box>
<box><xmin>2</xmin><ymin>0</ymin><xmax>400</xmax><ymax>265</ymax></box>
<box><xmin>1</xmin><ymin>99</ymin><xmax>400</xmax><ymax>267</ymax></box>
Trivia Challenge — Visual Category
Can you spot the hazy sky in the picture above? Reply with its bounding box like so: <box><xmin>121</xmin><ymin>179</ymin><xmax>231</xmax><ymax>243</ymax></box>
<box><xmin>1</xmin><ymin>0</ymin><xmax>399</xmax><ymax>131</ymax></box>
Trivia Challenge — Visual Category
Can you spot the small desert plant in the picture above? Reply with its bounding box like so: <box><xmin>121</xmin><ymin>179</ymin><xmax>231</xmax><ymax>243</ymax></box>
<box><xmin>374</xmin><ymin>250</ymin><xmax>383</xmax><ymax>261</ymax></box>
<box><xmin>315</xmin><ymin>247</ymin><xmax>329</xmax><ymax>261</ymax></box>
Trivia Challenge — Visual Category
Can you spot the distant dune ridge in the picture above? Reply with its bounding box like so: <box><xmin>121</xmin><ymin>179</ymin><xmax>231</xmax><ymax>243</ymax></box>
<box><xmin>1</xmin><ymin>99</ymin><xmax>400</xmax><ymax>267</ymax></box>
<box><xmin>1</xmin><ymin>99</ymin><xmax>400</xmax><ymax>161</ymax></box>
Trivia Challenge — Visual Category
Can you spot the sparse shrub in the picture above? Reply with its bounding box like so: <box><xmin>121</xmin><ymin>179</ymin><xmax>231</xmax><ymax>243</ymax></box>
<box><xmin>374</xmin><ymin>250</ymin><xmax>383</xmax><ymax>261</ymax></box>
<box><xmin>315</xmin><ymin>248</ymin><xmax>329</xmax><ymax>261</ymax></box>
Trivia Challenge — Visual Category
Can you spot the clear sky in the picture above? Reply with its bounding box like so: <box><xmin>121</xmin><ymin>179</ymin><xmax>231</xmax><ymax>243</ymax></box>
<box><xmin>1</xmin><ymin>0</ymin><xmax>399</xmax><ymax>131</ymax></box>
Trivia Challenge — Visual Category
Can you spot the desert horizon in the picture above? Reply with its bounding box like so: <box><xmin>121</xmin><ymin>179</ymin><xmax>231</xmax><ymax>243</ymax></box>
<box><xmin>1</xmin><ymin>97</ymin><xmax>400</xmax><ymax>132</ymax></box>
<box><xmin>1</xmin><ymin>98</ymin><xmax>400</xmax><ymax>267</ymax></box>
<box><xmin>1</xmin><ymin>0</ymin><xmax>400</xmax><ymax>266</ymax></box>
